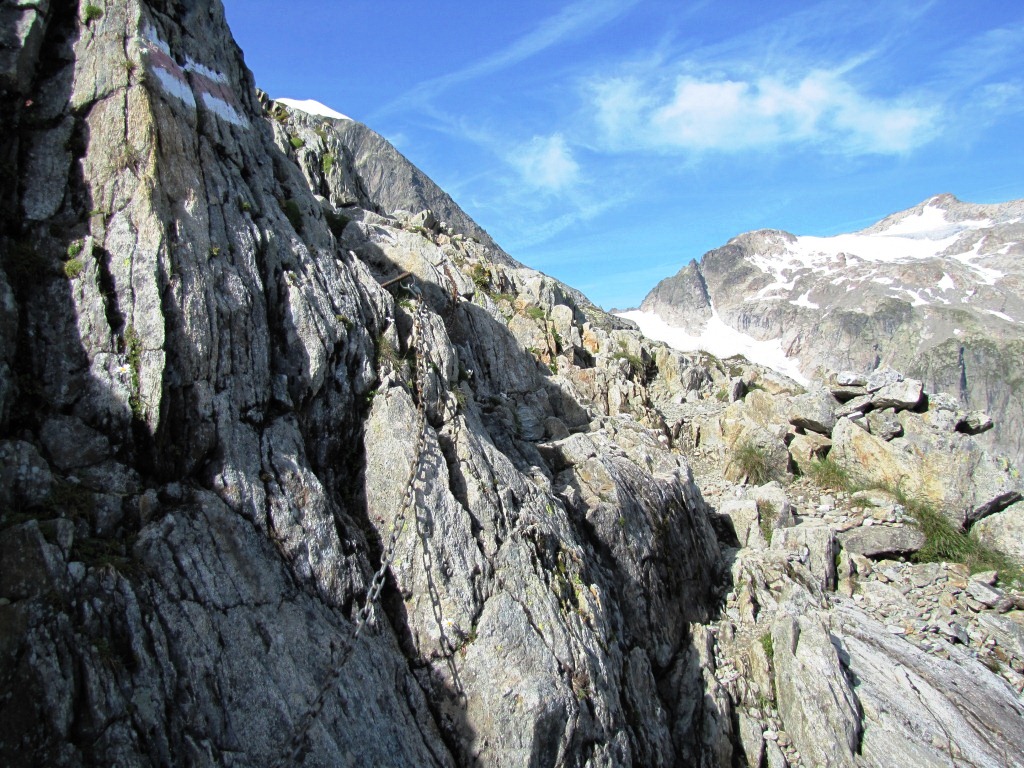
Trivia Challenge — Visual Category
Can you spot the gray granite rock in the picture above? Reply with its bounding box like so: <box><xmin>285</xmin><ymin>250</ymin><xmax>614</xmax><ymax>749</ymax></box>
<box><xmin>838</xmin><ymin>525</ymin><xmax>926</xmax><ymax>558</ymax></box>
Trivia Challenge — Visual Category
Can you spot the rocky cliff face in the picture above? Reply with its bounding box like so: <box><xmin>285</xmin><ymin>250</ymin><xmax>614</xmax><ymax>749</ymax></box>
<box><xmin>639</xmin><ymin>194</ymin><xmax>1024</xmax><ymax>467</ymax></box>
<box><xmin>0</xmin><ymin>2</ymin><xmax>723</xmax><ymax>764</ymax></box>
<box><xmin>2</xmin><ymin>2</ymin><xmax>1023</xmax><ymax>767</ymax></box>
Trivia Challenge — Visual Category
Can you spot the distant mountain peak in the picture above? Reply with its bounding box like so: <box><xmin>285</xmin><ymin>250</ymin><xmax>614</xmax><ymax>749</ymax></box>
<box><xmin>636</xmin><ymin>192</ymin><xmax>1024</xmax><ymax>466</ymax></box>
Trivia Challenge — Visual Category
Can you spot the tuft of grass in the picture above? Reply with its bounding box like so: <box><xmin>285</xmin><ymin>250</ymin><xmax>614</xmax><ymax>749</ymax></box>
<box><xmin>757</xmin><ymin>499</ymin><xmax>777</xmax><ymax>544</ymax></box>
<box><xmin>611</xmin><ymin>339</ymin><xmax>645</xmax><ymax>379</ymax></box>
<box><xmin>759</xmin><ymin>631</ymin><xmax>774</xmax><ymax>662</ymax></box>
<box><xmin>124</xmin><ymin>325</ymin><xmax>143</xmax><ymax>419</ymax></box>
<box><xmin>282</xmin><ymin>199</ymin><xmax>303</xmax><ymax>233</ymax></box>
<box><xmin>375</xmin><ymin>333</ymin><xmax>403</xmax><ymax>373</ymax></box>
<box><xmin>732</xmin><ymin>440</ymin><xmax>774</xmax><ymax>485</ymax></box>
<box><xmin>73</xmin><ymin>536</ymin><xmax>140</xmax><ymax>576</ymax></box>
<box><xmin>83</xmin><ymin>4</ymin><xmax>103</xmax><ymax>25</ymax></box>
<box><xmin>67</xmin><ymin>241</ymin><xmax>84</xmax><ymax>259</ymax></box>
<box><xmin>322</xmin><ymin>152</ymin><xmax>335</xmax><ymax>174</ymax></box>
<box><xmin>524</xmin><ymin>306</ymin><xmax>546</xmax><ymax>321</ymax></box>
<box><xmin>805</xmin><ymin>456</ymin><xmax>854</xmax><ymax>492</ymax></box>
<box><xmin>890</xmin><ymin>485</ymin><xmax>1022</xmax><ymax>583</ymax></box>
<box><xmin>809</xmin><ymin>465</ymin><xmax>1023</xmax><ymax>585</ymax></box>
<box><xmin>289</xmin><ymin>135</ymin><xmax>305</xmax><ymax>149</ymax></box>
<box><xmin>63</xmin><ymin>258</ymin><xmax>85</xmax><ymax>279</ymax></box>
<box><xmin>469</xmin><ymin>262</ymin><xmax>490</xmax><ymax>290</ymax></box>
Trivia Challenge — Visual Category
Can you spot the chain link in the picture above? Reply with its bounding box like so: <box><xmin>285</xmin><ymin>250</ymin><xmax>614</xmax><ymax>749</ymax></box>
<box><xmin>355</xmin><ymin>291</ymin><xmax>431</xmax><ymax>635</ymax></box>
<box><xmin>272</xmin><ymin>285</ymin><xmax>431</xmax><ymax>766</ymax></box>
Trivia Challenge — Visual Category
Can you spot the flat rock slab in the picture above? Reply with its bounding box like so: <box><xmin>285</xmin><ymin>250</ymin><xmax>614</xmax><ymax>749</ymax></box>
<box><xmin>788</xmin><ymin>389</ymin><xmax>839</xmax><ymax>435</ymax></box>
<box><xmin>838</xmin><ymin>525</ymin><xmax>925</xmax><ymax>557</ymax></box>
<box><xmin>870</xmin><ymin>379</ymin><xmax>923</xmax><ymax>411</ymax></box>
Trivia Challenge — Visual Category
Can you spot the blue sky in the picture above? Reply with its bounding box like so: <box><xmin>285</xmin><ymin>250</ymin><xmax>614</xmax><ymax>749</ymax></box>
<box><xmin>222</xmin><ymin>0</ymin><xmax>1024</xmax><ymax>309</ymax></box>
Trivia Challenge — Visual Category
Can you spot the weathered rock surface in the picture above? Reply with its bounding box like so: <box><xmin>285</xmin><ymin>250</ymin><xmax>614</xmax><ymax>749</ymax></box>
<box><xmin>3</xmin><ymin>2</ymin><xmax>1024</xmax><ymax>767</ymax></box>
<box><xmin>0</xmin><ymin>2</ymin><xmax>731</xmax><ymax>765</ymax></box>
<box><xmin>830</xmin><ymin>415</ymin><xmax>1021</xmax><ymax>527</ymax></box>
<box><xmin>837</xmin><ymin>525</ymin><xmax>926</xmax><ymax>557</ymax></box>
<box><xmin>973</xmin><ymin>501</ymin><xmax>1024</xmax><ymax>561</ymax></box>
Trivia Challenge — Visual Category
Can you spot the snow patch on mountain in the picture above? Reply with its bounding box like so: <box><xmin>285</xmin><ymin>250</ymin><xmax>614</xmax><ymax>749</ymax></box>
<box><xmin>276</xmin><ymin>98</ymin><xmax>351</xmax><ymax>121</ymax></box>
<box><xmin>790</xmin><ymin>291</ymin><xmax>819</xmax><ymax>309</ymax></box>
<box><xmin>745</xmin><ymin>204</ymin><xmax>1005</xmax><ymax>299</ymax></box>
<box><xmin>983</xmin><ymin>309</ymin><xmax>1017</xmax><ymax>324</ymax></box>
<box><xmin>619</xmin><ymin>309</ymin><xmax>809</xmax><ymax>385</ymax></box>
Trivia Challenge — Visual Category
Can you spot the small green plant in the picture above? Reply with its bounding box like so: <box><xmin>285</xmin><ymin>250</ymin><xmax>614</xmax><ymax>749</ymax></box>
<box><xmin>759</xmin><ymin>631</ymin><xmax>774</xmax><ymax>662</ymax></box>
<box><xmin>238</xmin><ymin>198</ymin><xmax>253</xmax><ymax>214</ymax></box>
<box><xmin>525</xmin><ymin>306</ymin><xmax>546</xmax><ymax>321</ymax></box>
<box><xmin>82</xmin><ymin>4</ymin><xmax>103</xmax><ymax>24</ymax></box>
<box><xmin>324</xmin><ymin>210</ymin><xmax>350</xmax><ymax>237</ymax></box>
<box><xmin>124</xmin><ymin>324</ymin><xmax>143</xmax><ymax>419</ymax></box>
<box><xmin>118</xmin><ymin>144</ymin><xmax>143</xmax><ymax>173</ymax></box>
<box><xmin>375</xmin><ymin>333</ymin><xmax>402</xmax><ymax>373</ymax></box>
<box><xmin>73</xmin><ymin>536</ymin><xmax>139</xmax><ymax>576</ymax></box>
<box><xmin>289</xmin><ymin>135</ymin><xmax>305</xmax><ymax>149</ymax></box>
<box><xmin>469</xmin><ymin>262</ymin><xmax>490</xmax><ymax>290</ymax></box>
<box><xmin>283</xmin><ymin>199</ymin><xmax>303</xmax><ymax>233</ymax></box>
<box><xmin>891</xmin><ymin>485</ymin><xmax>1022</xmax><ymax>582</ymax></box>
<box><xmin>322</xmin><ymin>152</ymin><xmax>335</xmax><ymax>174</ymax></box>
<box><xmin>67</xmin><ymin>241</ymin><xmax>84</xmax><ymax>259</ymax></box>
<box><xmin>48</xmin><ymin>480</ymin><xmax>95</xmax><ymax>520</ymax></box>
<box><xmin>715</xmin><ymin>388</ymin><xmax>728</xmax><ymax>402</ymax></box>
<box><xmin>805</xmin><ymin>457</ymin><xmax>854</xmax><ymax>491</ymax></box>
<box><xmin>208</xmin><ymin>246</ymin><xmax>221</xmax><ymax>258</ymax></box>
<box><xmin>757</xmin><ymin>499</ymin><xmax>777</xmax><ymax>544</ymax></box>
<box><xmin>611</xmin><ymin>339</ymin><xmax>645</xmax><ymax>378</ymax></box>
<box><xmin>63</xmin><ymin>257</ymin><xmax>85</xmax><ymax>279</ymax></box>
<box><xmin>733</xmin><ymin>440</ymin><xmax>773</xmax><ymax>485</ymax></box>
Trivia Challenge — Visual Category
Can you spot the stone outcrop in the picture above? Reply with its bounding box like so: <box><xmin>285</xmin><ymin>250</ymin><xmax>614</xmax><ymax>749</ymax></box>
<box><xmin>0</xmin><ymin>2</ymin><xmax>728</xmax><ymax>764</ymax></box>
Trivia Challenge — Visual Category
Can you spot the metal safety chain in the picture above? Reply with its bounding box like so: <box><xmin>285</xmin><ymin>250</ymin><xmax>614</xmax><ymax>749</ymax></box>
<box><xmin>354</xmin><ymin>289</ymin><xmax>431</xmax><ymax>635</ymax></box>
<box><xmin>272</xmin><ymin>286</ymin><xmax>431</xmax><ymax>767</ymax></box>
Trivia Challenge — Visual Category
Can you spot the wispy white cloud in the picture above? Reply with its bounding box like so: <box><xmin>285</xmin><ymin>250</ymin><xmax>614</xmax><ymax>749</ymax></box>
<box><xmin>375</xmin><ymin>0</ymin><xmax>639</xmax><ymax>116</ymax></box>
<box><xmin>499</xmin><ymin>197</ymin><xmax>620</xmax><ymax>251</ymax></box>
<box><xmin>590</xmin><ymin>68</ymin><xmax>939</xmax><ymax>156</ymax></box>
<box><xmin>509</xmin><ymin>134</ymin><xmax>580</xmax><ymax>191</ymax></box>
